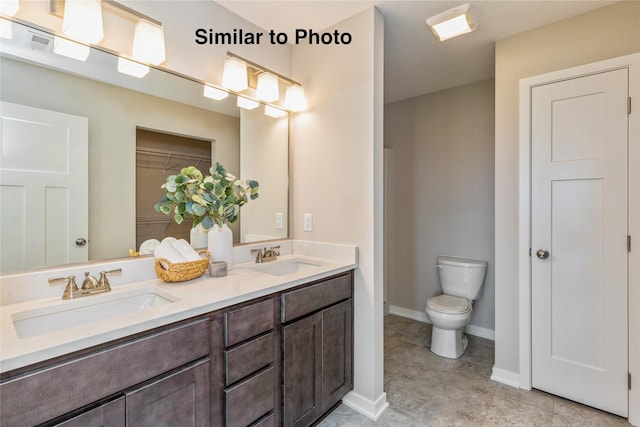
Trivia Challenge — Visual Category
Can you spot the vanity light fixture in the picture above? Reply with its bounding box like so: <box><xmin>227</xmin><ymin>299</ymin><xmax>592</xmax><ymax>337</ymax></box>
<box><xmin>223</xmin><ymin>51</ymin><xmax>307</xmax><ymax>112</ymax></box>
<box><xmin>237</xmin><ymin>96</ymin><xmax>259</xmax><ymax>110</ymax></box>
<box><xmin>203</xmin><ymin>85</ymin><xmax>229</xmax><ymax>101</ymax></box>
<box><xmin>62</xmin><ymin>0</ymin><xmax>104</xmax><ymax>44</ymax></box>
<box><xmin>264</xmin><ymin>105</ymin><xmax>287</xmax><ymax>118</ymax></box>
<box><xmin>256</xmin><ymin>72</ymin><xmax>279</xmax><ymax>102</ymax></box>
<box><xmin>132</xmin><ymin>19</ymin><xmax>165</xmax><ymax>65</ymax></box>
<box><xmin>0</xmin><ymin>0</ymin><xmax>20</xmax><ymax>17</ymax></box>
<box><xmin>284</xmin><ymin>84</ymin><xmax>307</xmax><ymax>112</ymax></box>
<box><xmin>222</xmin><ymin>56</ymin><xmax>249</xmax><ymax>92</ymax></box>
<box><xmin>426</xmin><ymin>3</ymin><xmax>477</xmax><ymax>42</ymax></box>
<box><xmin>117</xmin><ymin>57</ymin><xmax>149</xmax><ymax>78</ymax></box>
<box><xmin>54</xmin><ymin>36</ymin><xmax>90</xmax><ymax>61</ymax></box>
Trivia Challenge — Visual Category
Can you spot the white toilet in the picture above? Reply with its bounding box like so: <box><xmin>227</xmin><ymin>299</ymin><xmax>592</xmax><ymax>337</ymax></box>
<box><xmin>424</xmin><ymin>256</ymin><xmax>488</xmax><ymax>359</ymax></box>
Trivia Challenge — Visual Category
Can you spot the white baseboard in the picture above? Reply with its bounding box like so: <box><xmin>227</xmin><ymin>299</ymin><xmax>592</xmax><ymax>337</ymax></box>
<box><xmin>388</xmin><ymin>305</ymin><xmax>495</xmax><ymax>341</ymax></box>
<box><xmin>342</xmin><ymin>391</ymin><xmax>389</xmax><ymax>421</ymax></box>
<box><xmin>490</xmin><ymin>367</ymin><xmax>521</xmax><ymax>388</ymax></box>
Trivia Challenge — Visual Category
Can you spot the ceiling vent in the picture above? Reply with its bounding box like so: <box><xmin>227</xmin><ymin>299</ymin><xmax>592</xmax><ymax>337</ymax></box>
<box><xmin>25</xmin><ymin>30</ymin><xmax>53</xmax><ymax>53</ymax></box>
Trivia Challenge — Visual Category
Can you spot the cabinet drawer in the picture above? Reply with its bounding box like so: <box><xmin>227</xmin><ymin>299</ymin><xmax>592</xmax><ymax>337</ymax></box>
<box><xmin>281</xmin><ymin>273</ymin><xmax>352</xmax><ymax>323</ymax></box>
<box><xmin>0</xmin><ymin>319</ymin><xmax>210</xmax><ymax>427</ymax></box>
<box><xmin>224</xmin><ymin>298</ymin><xmax>274</xmax><ymax>347</ymax></box>
<box><xmin>224</xmin><ymin>367</ymin><xmax>276</xmax><ymax>427</ymax></box>
<box><xmin>225</xmin><ymin>333</ymin><xmax>274</xmax><ymax>386</ymax></box>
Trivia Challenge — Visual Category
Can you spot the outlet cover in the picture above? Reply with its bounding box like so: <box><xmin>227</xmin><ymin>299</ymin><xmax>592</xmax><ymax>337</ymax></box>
<box><xmin>303</xmin><ymin>213</ymin><xmax>313</xmax><ymax>231</ymax></box>
<box><xmin>276</xmin><ymin>213</ymin><xmax>284</xmax><ymax>230</ymax></box>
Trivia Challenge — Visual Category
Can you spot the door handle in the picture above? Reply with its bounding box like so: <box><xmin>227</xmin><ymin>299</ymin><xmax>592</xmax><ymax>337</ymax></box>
<box><xmin>536</xmin><ymin>249</ymin><xmax>549</xmax><ymax>259</ymax></box>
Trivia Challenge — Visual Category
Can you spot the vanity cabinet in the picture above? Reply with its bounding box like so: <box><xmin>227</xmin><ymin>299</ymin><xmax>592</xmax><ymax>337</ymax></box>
<box><xmin>0</xmin><ymin>319</ymin><xmax>211</xmax><ymax>427</ymax></box>
<box><xmin>218</xmin><ymin>297</ymin><xmax>280</xmax><ymax>427</ymax></box>
<box><xmin>1</xmin><ymin>269</ymin><xmax>354</xmax><ymax>427</ymax></box>
<box><xmin>281</xmin><ymin>273</ymin><xmax>354</xmax><ymax>427</ymax></box>
<box><xmin>53</xmin><ymin>359</ymin><xmax>210</xmax><ymax>427</ymax></box>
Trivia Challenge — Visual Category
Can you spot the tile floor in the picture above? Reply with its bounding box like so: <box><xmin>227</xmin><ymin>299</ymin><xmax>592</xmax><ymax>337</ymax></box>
<box><xmin>318</xmin><ymin>314</ymin><xmax>631</xmax><ymax>427</ymax></box>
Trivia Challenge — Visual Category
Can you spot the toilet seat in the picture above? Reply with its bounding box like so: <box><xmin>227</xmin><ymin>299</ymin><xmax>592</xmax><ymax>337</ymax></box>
<box><xmin>426</xmin><ymin>294</ymin><xmax>471</xmax><ymax>314</ymax></box>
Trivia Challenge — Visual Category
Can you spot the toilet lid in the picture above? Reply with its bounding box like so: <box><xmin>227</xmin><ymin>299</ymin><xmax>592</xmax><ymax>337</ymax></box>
<box><xmin>426</xmin><ymin>295</ymin><xmax>471</xmax><ymax>314</ymax></box>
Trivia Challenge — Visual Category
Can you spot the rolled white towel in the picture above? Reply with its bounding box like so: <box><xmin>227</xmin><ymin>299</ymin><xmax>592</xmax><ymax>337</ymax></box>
<box><xmin>172</xmin><ymin>239</ymin><xmax>201</xmax><ymax>261</ymax></box>
<box><xmin>154</xmin><ymin>239</ymin><xmax>188</xmax><ymax>268</ymax></box>
<box><xmin>139</xmin><ymin>239</ymin><xmax>160</xmax><ymax>255</ymax></box>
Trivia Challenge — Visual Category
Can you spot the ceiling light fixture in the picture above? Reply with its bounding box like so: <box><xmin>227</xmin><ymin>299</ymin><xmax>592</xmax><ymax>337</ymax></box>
<box><xmin>132</xmin><ymin>19</ymin><xmax>165</xmax><ymax>65</ymax></box>
<box><xmin>203</xmin><ymin>85</ymin><xmax>229</xmax><ymax>101</ymax></box>
<box><xmin>426</xmin><ymin>3</ymin><xmax>477</xmax><ymax>42</ymax></box>
<box><xmin>54</xmin><ymin>36</ymin><xmax>90</xmax><ymax>61</ymax></box>
<box><xmin>62</xmin><ymin>0</ymin><xmax>104</xmax><ymax>44</ymax></box>
<box><xmin>256</xmin><ymin>72</ymin><xmax>279</xmax><ymax>102</ymax></box>
<box><xmin>222</xmin><ymin>56</ymin><xmax>248</xmax><ymax>92</ymax></box>
<box><xmin>117</xmin><ymin>57</ymin><xmax>149</xmax><ymax>78</ymax></box>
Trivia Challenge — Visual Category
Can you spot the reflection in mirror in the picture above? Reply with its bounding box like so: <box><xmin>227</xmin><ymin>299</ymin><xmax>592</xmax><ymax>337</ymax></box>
<box><xmin>0</xmin><ymin>20</ymin><xmax>289</xmax><ymax>273</ymax></box>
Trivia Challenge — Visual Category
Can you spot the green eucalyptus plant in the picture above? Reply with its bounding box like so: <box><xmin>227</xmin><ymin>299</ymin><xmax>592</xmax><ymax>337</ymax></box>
<box><xmin>154</xmin><ymin>163</ymin><xmax>259</xmax><ymax>230</ymax></box>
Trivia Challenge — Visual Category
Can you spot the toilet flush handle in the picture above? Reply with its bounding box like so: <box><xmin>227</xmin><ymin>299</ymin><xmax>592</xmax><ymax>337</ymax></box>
<box><xmin>536</xmin><ymin>249</ymin><xmax>549</xmax><ymax>259</ymax></box>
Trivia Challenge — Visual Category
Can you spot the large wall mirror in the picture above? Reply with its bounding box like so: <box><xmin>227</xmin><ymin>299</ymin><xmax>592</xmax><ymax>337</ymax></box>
<box><xmin>0</xmin><ymin>20</ymin><xmax>290</xmax><ymax>274</ymax></box>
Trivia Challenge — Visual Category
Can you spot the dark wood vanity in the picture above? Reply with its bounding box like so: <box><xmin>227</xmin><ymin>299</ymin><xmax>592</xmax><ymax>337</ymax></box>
<box><xmin>0</xmin><ymin>271</ymin><xmax>354</xmax><ymax>427</ymax></box>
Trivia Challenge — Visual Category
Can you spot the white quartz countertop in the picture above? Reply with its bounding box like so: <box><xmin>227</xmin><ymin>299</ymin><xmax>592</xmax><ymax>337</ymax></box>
<box><xmin>0</xmin><ymin>242</ymin><xmax>357</xmax><ymax>373</ymax></box>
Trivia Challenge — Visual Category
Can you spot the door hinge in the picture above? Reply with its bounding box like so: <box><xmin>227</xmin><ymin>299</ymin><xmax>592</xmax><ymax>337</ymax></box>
<box><xmin>629</xmin><ymin>372</ymin><xmax>632</xmax><ymax>390</ymax></box>
<box><xmin>529</xmin><ymin>248</ymin><xmax>532</xmax><ymax>257</ymax></box>
<box><xmin>629</xmin><ymin>235</ymin><xmax>632</xmax><ymax>253</ymax></box>
<box><xmin>629</xmin><ymin>97</ymin><xmax>632</xmax><ymax>115</ymax></box>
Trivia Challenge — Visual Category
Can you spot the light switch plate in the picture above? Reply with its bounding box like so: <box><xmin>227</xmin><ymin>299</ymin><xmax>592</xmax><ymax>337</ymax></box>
<box><xmin>303</xmin><ymin>213</ymin><xmax>313</xmax><ymax>231</ymax></box>
<box><xmin>276</xmin><ymin>213</ymin><xmax>284</xmax><ymax>230</ymax></box>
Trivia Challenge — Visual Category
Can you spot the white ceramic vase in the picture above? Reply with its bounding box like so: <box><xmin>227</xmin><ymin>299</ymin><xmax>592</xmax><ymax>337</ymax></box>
<box><xmin>189</xmin><ymin>224</ymin><xmax>208</xmax><ymax>249</ymax></box>
<box><xmin>207</xmin><ymin>223</ymin><xmax>233</xmax><ymax>271</ymax></box>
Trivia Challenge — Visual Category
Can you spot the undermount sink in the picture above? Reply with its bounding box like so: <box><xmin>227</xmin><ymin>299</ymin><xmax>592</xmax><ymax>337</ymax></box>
<box><xmin>248</xmin><ymin>258</ymin><xmax>323</xmax><ymax>276</ymax></box>
<box><xmin>12</xmin><ymin>287</ymin><xmax>180</xmax><ymax>339</ymax></box>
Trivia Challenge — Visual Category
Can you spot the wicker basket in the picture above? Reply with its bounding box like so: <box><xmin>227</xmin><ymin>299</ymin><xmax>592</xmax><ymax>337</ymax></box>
<box><xmin>154</xmin><ymin>250</ymin><xmax>210</xmax><ymax>282</ymax></box>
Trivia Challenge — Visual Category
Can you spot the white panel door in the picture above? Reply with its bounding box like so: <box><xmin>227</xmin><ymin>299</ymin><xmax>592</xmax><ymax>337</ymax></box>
<box><xmin>531</xmin><ymin>69</ymin><xmax>629</xmax><ymax>416</ymax></box>
<box><xmin>0</xmin><ymin>102</ymin><xmax>88</xmax><ymax>272</ymax></box>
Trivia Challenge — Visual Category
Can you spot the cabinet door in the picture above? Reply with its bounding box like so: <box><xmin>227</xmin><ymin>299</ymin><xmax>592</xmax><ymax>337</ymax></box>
<box><xmin>282</xmin><ymin>313</ymin><xmax>322</xmax><ymax>427</ymax></box>
<box><xmin>126</xmin><ymin>360</ymin><xmax>210</xmax><ymax>427</ymax></box>
<box><xmin>54</xmin><ymin>397</ymin><xmax>125</xmax><ymax>427</ymax></box>
<box><xmin>321</xmin><ymin>300</ymin><xmax>353</xmax><ymax>411</ymax></box>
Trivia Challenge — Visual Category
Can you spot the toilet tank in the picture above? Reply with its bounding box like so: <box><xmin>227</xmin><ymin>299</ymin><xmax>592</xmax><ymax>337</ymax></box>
<box><xmin>437</xmin><ymin>256</ymin><xmax>488</xmax><ymax>300</ymax></box>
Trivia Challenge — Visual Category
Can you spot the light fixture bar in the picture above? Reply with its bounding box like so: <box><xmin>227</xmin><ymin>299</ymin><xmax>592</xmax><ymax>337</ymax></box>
<box><xmin>50</xmin><ymin>0</ymin><xmax>162</xmax><ymax>26</ymax></box>
<box><xmin>227</xmin><ymin>51</ymin><xmax>301</xmax><ymax>87</ymax></box>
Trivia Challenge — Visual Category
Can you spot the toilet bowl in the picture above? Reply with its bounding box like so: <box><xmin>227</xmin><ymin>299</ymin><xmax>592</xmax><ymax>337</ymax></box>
<box><xmin>424</xmin><ymin>256</ymin><xmax>487</xmax><ymax>359</ymax></box>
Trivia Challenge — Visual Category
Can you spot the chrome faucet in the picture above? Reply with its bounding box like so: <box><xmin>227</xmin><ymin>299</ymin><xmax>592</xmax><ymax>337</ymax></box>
<box><xmin>49</xmin><ymin>268</ymin><xmax>121</xmax><ymax>300</ymax></box>
<box><xmin>251</xmin><ymin>246</ymin><xmax>280</xmax><ymax>263</ymax></box>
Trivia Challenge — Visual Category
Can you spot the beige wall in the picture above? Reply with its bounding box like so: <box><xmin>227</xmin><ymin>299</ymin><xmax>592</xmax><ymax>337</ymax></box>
<box><xmin>385</xmin><ymin>79</ymin><xmax>495</xmax><ymax>332</ymax></box>
<box><xmin>494</xmin><ymin>0</ymin><xmax>640</xmax><ymax>377</ymax></box>
<box><xmin>1</xmin><ymin>57</ymin><xmax>240</xmax><ymax>260</ymax></box>
<box><xmin>292</xmin><ymin>7</ymin><xmax>386</xmax><ymax>416</ymax></box>
<box><xmin>239</xmin><ymin>108</ymin><xmax>289</xmax><ymax>242</ymax></box>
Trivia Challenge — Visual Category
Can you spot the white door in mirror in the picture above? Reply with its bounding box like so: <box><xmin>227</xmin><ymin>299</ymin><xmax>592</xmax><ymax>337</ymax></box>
<box><xmin>0</xmin><ymin>102</ymin><xmax>88</xmax><ymax>272</ymax></box>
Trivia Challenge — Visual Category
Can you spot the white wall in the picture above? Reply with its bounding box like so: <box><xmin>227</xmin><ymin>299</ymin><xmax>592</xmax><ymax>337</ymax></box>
<box><xmin>291</xmin><ymin>7</ymin><xmax>387</xmax><ymax>419</ymax></box>
<box><xmin>385</xmin><ymin>79</ymin><xmax>495</xmax><ymax>334</ymax></box>
<box><xmin>494</xmin><ymin>0</ymin><xmax>640</xmax><ymax>380</ymax></box>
